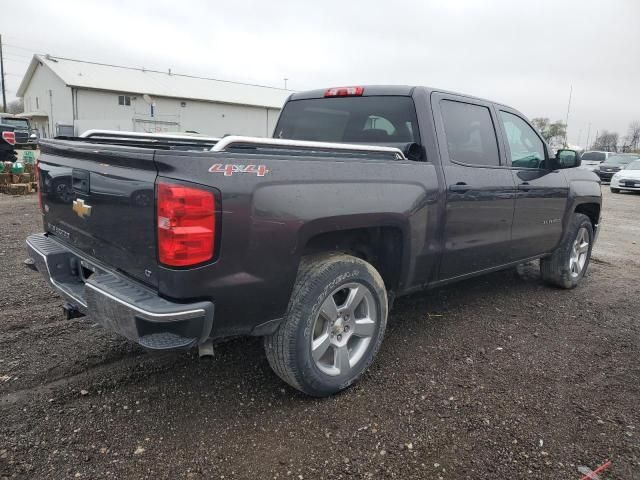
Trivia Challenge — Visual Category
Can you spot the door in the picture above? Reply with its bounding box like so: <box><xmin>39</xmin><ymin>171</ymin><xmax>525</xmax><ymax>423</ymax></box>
<box><xmin>433</xmin><ymin>94</ymin><xmax>516</xmax><ymax>280</ymax></box>
<box><xmin>497</xmin><ymin>110</ymin><xmax>569</xmax><ymax>260</ymax></box>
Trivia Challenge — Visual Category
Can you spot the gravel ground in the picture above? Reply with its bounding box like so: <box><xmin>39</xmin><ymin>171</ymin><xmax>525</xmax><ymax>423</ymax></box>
<box><xmin>0</xmin><ymin>189</ymin><xmax>638</xmax><ymax>479</ymax></box>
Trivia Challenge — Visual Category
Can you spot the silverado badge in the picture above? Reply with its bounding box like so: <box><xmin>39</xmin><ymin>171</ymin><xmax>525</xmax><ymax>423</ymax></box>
<box><xmin>72</xmin><ymin>199</ymin><xmax>92</xmax><ymax>219</ymax></box>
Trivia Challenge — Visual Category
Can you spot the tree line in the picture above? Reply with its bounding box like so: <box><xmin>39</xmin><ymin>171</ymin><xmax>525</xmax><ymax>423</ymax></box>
<box><xmin>531</xmin><ymin>117</ymin><xmax>640</xmax><ymax>153</ymax></box>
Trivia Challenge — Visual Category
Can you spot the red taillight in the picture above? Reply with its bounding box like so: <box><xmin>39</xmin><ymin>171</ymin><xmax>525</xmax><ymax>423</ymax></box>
<box><xmin>324</xmin><ymin>86</ymin><xmax>364</xmax><ymax>97</ymax></box>
<box><xmin>156</xmin><ymin>182</ymin><xmax>215</xmax><ymax>267</ymax></box>
<box><xmin>2</xmin><ymin>131</ymin><xmax>15</xmax><ymax>145</ymax></box>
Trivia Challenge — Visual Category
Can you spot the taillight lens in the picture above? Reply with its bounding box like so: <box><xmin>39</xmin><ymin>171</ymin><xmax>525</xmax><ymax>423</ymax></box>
<box><xmin>157</xmin><ymin>182</ymin><xmax>215</xmax><ymax>267</ymax></box>
<box><xmin>324</xmin><ymin>86</ymin><xmax>364</xmax><ymax>97</ymax></box>
<box><xmin>2</xmin><ymin>131</ymin><xmax>15</xmax><ymax>145</ymax></box>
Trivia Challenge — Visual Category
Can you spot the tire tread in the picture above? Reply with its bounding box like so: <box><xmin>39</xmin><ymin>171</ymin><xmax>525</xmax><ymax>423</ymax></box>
<box><xmin>264</xmin><ymin>253</ymin><xmax>387</xmax><ymax>396</ymax></box>
<box><xmin>540</xmin><ymin>213</ymin><xmax>593</xmax><ymax>289</ymax></box>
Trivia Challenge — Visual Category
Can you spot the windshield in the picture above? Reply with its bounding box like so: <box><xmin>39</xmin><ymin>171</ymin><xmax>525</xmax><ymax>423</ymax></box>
<box><xmin>581</xmin><ymin>151</ymin><xmax>606</xmax><ymax>161</ymax></box>
<box><xmin>1</xmin><ymin>118</ymin><xmax>29</xmax><ymax>128</ymax></box>
<box><xmin>606</xmin><ymin>155</ymin><xmax>640</xmax><ymax>165</ymax></box>
<box><xmin>274</xmin><ymin>96</ymin><xmax>420</xmax><ymax>145</ymax></box>
<box><xmin>624</xmin><ymin>160</ymin><xmax>640</xmax><ymax>171</ymax></box>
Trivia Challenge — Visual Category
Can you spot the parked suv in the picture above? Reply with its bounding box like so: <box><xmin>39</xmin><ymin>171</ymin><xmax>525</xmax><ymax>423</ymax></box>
<box><xmin>0</xmin><ymin>115</ymin><xmax>37</xmax><ymax>150</ymax></box>
<box><xmin>27</xmin><ymin>85</ymin><xmax>602</xmax><ymax>396</ymax></box>
<box><xmin>580</xmin><ymin>150</ymin><xmax>613</xmax><ymax>172</ymax></box>
<box><xmin>597</xmin><ymin>153</ymin><xmax>640</xmax><ymax>182</ymax></box>
<box><xmin>0</xmin><ymin>124</ymin><xmax>17</xmax><ymax>162</ymax></box>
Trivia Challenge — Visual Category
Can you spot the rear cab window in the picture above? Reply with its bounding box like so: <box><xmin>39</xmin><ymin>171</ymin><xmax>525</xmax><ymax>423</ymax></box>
<box><xmin>274</xmin><ymin>96</ymin><xmax>420</xmax><ymax>146</ymax></box>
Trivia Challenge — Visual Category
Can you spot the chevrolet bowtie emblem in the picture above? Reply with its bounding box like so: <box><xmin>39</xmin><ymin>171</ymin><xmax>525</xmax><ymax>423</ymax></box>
<box><xmin>72</xmin><ymin>199</ymin><xmax>92</xmax><ymax>219</ymax></box>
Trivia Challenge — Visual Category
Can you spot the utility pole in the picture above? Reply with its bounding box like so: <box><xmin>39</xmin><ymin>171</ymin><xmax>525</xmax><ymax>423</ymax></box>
<box><xmin>564</xmin><ymin>85</ymin><xmax>572</xmax><ymax>147</ymax></box>
<box><xmin>585</xmin><ymin>123</ymin><xmax>591</xmax><ymax>150</ymax></box>
<box><xmin>0</xmin><ymin>34</ymin><xmax>7</xmax><ymax>112</ymax></box>
<box><xmin>283</xmin><ymin>78</ymin><xmax>288</xmax><ymax>89</ymax></box>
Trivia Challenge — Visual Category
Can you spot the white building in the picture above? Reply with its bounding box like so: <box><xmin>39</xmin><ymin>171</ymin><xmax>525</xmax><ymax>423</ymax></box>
<box><xmin>16</xmin><ymin>54</ymin><xmax>291</xmax><ymax>139</ymax></box>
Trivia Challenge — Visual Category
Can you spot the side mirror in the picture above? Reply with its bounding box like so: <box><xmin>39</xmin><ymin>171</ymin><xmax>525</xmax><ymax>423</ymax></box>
<box><xmin>555</xmin><ymin>149</ymin><xmax>581</xmax><ymax>169</ymax></box>
<box><xmin>402</xmin><ymin>142</ymin><xmax>424</xmax><ymax>161</ymax></box>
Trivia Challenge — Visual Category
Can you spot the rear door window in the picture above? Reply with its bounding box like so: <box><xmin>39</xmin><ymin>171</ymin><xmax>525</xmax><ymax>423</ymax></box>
<box><xmin>439</xmin><ymin>100</ymin><xmax>500</xmax><ymax>167</ymax></box>
<box><xmin>274</xmin><ymin>96</ymin><xmax>420</xmax><ymax>145</ymax></box>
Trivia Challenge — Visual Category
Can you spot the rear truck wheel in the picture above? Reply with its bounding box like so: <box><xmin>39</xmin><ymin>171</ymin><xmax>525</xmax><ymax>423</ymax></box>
<box><xmin>540</xmin><ymin>213</ymin><xmax>593</xmax><ymax>289</ymax></box>
<box><xmin>264</xmin><ymin>254</ymin><xmax>388</xmax><ymax>397</ymax></box>
<box><xmin>610</xmin><ymin>188</ymin><xmax>620</xmax><ymax>193</ymax></box>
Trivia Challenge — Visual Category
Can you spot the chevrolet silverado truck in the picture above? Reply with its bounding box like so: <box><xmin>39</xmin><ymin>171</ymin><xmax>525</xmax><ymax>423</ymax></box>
<box><xmin>0</xmin><ymin>115</ymin><xmax>37</xmax><ymax>150</ymax></box>
<box><xmin>26</xmin><ymin>86</ymin><xmax>601</xmax><ymax>397</ymax></box>
<box><xmin>0</xmin><ymin>124</ymin><xmax>16</xmax><ymax>162</ymax></box>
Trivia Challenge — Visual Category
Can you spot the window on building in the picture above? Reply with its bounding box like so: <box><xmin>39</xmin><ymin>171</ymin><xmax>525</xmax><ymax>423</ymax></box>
<box><xmin>118</xmin><ymin>95</ymin><xmax>131</xmax><ymax>106</ymax></box>
<box><xmin>440</xmin><ymin>100</ymin><xmax>500</xmax><ymax>167</ymax></box>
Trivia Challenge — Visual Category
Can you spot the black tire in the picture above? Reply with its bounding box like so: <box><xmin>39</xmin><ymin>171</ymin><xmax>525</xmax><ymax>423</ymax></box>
<box><xmin>264</xmin><ymin>253</ymin><xmax>388</xmax><ymax>397</ymax></box>
<box><xmin>540</xmin><ymin>213</ymin><xmax>593</xmax><ymax>289</ymax></box>
<box><xmin>610</xmin><ymin>188</ymin><xmax>620</xmax><ymax>193</ymax></box>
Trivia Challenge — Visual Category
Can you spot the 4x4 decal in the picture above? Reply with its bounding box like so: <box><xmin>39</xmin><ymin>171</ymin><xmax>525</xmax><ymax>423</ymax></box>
<box><xmin>209</xmin><ymin>164</ymin><xmax>269</xmax><ymax>177</ymax></box>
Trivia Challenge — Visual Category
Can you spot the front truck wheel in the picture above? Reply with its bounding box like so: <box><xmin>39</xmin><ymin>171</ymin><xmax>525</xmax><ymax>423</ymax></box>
<box><xmin>540</xmin><ymin>213</ymin><xmax>594</xmax><ymax>289</ymax></box>
<box><xmin>264</xmin><ymin>254</ymin><xmax>388</xmax><ymax>397</ymax></box>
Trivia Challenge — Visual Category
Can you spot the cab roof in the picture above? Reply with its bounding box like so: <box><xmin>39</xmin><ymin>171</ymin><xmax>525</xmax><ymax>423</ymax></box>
<box><xmin>287</xmin><ymin>85</ymin><xmax>509</xmax><ymax>109</ymax></box>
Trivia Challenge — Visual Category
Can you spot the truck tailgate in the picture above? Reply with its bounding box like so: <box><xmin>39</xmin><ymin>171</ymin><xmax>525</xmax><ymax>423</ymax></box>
<box><xmin>38</xmin><ymin>141</ymin><xmax>159</xmax><ymax>288</ymax></box>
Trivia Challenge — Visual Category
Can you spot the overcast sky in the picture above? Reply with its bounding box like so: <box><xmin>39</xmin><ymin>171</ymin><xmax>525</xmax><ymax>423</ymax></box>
<box><xmin>1</xmin><ymin>0</ymin><xmax>638</xmax><ymax>146</ymax></box>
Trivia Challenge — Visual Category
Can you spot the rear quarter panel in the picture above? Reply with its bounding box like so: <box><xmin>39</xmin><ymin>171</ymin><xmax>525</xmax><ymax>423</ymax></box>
<box><xmin>154</xmin><ymin>150</ymin><xmax>440</xmax><ymax>338</ymax></box>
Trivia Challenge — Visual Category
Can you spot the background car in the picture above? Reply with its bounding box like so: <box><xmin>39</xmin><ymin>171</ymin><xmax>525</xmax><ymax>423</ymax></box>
<box><xmin>611</xmin><ymin>160</ymin><xmax>640</xmax><ymax>193</ymax></box>
<box><xmin>597</xmin><ymin>153</ymin><xmax>640</xmax><ymax>182</ymax></box>
<box><xmin>0</xmin><ymin>115</ymin><xmax>36</xmax><ymax>150</ymax></box>
<box><xmin>580</xmin><ymin>150</ymin><xmax>614</xmax><ymax>172</ymax></box>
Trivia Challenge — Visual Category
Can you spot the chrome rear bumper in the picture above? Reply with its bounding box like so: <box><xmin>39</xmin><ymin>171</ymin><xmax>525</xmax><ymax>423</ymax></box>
<box><xmin>26</xmin><ymin>233</ymin><xmax>214</xmax><ymax>350</ymax></box>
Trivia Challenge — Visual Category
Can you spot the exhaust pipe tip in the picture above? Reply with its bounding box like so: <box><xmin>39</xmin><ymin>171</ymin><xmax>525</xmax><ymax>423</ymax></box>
<box><xmin>23</xmin><ymin>257</ymin><xmax>37</xmax><ymax>271</ymax></box>
<box><xmin>62</xmin><ymin>302</ymin><xmax>85</xmax><ymax>320</ymax></box>
<box><xmin>198</xmin><ymin>339</ymin><xmax>214</xmax><ymax>358</ymax></box>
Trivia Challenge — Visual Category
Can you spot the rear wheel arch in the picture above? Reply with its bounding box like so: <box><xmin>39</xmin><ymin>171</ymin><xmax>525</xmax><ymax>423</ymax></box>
<box><xmin>300</xmin><ymin>225</ymin><xmax>407</xmax><ymax>294</ymax></box>
<box><xmin>264</xmin><ymin>253</ymin><xmax>388</xmax><ymax>396</ymax></box>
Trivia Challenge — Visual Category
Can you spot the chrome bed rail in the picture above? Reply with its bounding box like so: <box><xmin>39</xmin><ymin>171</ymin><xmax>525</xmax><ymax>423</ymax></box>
<box><xmin>211</xmin><ymin>135</ymin><xmax>406</xmax><ymax>160</ymax></box>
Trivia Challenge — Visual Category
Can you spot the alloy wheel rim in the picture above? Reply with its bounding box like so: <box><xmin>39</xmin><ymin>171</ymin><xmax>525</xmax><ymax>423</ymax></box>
<box><xmin>310</xmin><ymin>282</ymin><xmax>377</xmax><ymax>377</ymax></box>
<box><xmin>569</xmin><ymin>227</ymin><xmax>589</xmax><ymax>278</ymax></box>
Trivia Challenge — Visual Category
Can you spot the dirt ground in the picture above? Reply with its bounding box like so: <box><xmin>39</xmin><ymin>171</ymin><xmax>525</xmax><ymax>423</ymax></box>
<box><xmin>0</xmin><ymin>189</ymin><xmax>638</xmax><ymax>479</ymax></box>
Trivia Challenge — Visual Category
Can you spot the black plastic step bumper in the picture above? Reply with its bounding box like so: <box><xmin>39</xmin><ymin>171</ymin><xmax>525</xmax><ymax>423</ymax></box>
<box><xmin>26</xmin><ymin>233</ymin><xmax>214</xmax><ymax>350</ymax></box>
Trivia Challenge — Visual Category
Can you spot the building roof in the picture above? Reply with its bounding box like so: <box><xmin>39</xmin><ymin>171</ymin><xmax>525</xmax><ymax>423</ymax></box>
<box><xmin>17</xmin><ymin>54</ymin><xmax>291</xmax><ymax>109</ymax></box>
<box><xmin>17</xmin><ymin>111</ymin><xmax>49</xmax><ymax>118</ymax></box>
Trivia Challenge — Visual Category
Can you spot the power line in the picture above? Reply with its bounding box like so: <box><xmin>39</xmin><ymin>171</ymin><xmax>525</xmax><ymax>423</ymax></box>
<box><xmin>0</xmin><ymin>34</ymin><xmax>6</xmax><ymax>111</ymax></box>
<box><xmin>3</xmin><ymin>42</ymin><xmax>39</xmax><ymax>52</ymax></box>
<box><xmin>2</xmin><ymin>52</ymin><xmax>33</xmax><ymax>60</ymax></box>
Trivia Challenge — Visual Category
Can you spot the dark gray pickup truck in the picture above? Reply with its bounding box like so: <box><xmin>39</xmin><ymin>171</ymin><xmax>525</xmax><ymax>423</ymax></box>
<box><xmin>26</xmin><ymin>85</ymin><xmax>601</xmax><ymax>396</ymax></box>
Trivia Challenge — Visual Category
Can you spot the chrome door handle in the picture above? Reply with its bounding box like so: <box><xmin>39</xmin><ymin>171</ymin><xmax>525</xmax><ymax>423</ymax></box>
<box><xmin>449</xmin><ymin>182</ymin><xmax>471</xmax><ymax>193</ymax></box>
